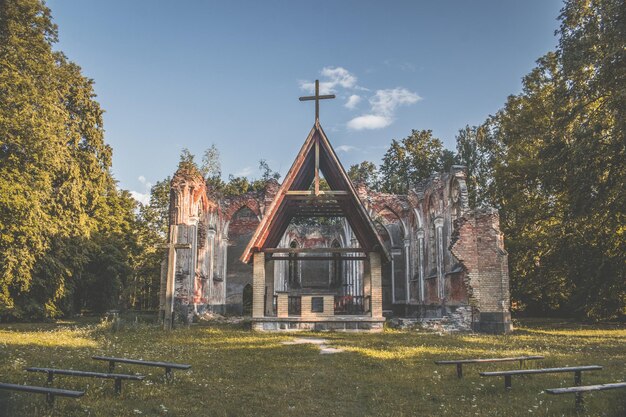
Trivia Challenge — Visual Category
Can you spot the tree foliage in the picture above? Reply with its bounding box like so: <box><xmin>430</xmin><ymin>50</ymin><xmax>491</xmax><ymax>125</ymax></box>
<box><xmin>348</xmin><ymin>161</ymin><xmax>379</xmax><ymax>190</ymax></box>
<box><xmin>455</xmin><ymin>0</ymin><xmax>625</xmax><ymax>319</ymax></box>
<box><xmin>455</xmin><ymin>123</ymin><xmax>502</xmax><ymax>208</ymax></box>
<box><xmin>0</xmin><ymin>0</ymin><xmax>150</xmax><ymax>319</ymax></box>
<box><xmin>379</xmin><ymin>129</ymin><xmax>452</xmax><ymax>194</ymax></box>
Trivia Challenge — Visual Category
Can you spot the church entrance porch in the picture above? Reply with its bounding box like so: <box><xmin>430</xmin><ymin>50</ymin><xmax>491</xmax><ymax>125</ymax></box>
<box><xmin>250</xmin><ymin>250</ymin><xmax>385</xmax><ymax>332</ymax></box>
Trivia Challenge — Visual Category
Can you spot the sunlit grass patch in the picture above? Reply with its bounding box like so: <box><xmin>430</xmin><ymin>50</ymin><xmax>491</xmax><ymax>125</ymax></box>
<box><xmin>0</xmin><ymin>319</ymin><xmax>624</xmax><ymax>416</ymax></box>
<box><xmin>0</xmin><ymin>327</ymin><xmax>99</xmax><ymax>348</ymax></box>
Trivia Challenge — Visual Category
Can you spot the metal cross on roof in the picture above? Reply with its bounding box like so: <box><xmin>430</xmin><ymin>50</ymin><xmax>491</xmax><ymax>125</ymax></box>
<box><xmin>299</xmin><ymin>79</ymin><xmax>335</xmax><ymax>121</ymax></box>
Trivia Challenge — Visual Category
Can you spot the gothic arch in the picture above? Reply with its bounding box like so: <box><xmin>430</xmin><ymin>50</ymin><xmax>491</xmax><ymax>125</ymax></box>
<box><xmin>224</xmin><ymin>200</ymin><xmax>262</xmax><ymax>222</ymax></box>
<box><xmin>224</xmin><ymin>204</ymin><xmax>261</xmax><ymax>314</ymax></box>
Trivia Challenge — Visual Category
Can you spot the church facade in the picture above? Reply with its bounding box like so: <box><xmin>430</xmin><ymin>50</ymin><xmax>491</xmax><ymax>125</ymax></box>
<box><xmin>159</xmin><ymin>119</ymin><xmax>512</xmax><ymax>333</ymax></box>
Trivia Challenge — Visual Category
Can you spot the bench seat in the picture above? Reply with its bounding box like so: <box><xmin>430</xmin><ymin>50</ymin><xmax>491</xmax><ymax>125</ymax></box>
<box><xmin>546</xmin><ymin>381</ymin><xmax>626</xmax><ymax>410</ymax></box>
<box><xmin>480</xmin><ymin>365</ymin><xmax>602</xmax><ymax>389</ymax></box>
<box><xmin>26</xmin><ymin>367</ymin><xmax>145</xmax><ymax>394</ymax></box>
<box><xmin>434</xmin><ymin>355</ymin><xmax>544</xmax><ymax>378</ymax></box>
<box><xmin>92</xmin><ymin>356</ymin><xmax>191</xmax><ymax>379</ymax></box>
<box><xmin>0</xmin><ymin>382</ymin><xmax>84</xmax><ymax>406</ymax></box>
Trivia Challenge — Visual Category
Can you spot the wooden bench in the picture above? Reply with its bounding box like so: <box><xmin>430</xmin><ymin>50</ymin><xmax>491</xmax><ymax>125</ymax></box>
<box><xmin>546</xmin><ymin>381</ymin><xmax>626</xmax><ymax>410</ymax></box>
<box><xmin>26</xmin><ymin>367</ymin><xmax>145</xmax><ymax>394</ymax></box>
<box><xmin>92</xmin><ymin>356</ymin><xmax>191</xmax><ymax>380</ymax></box>
<box><xmin>480</xmin><ymin>365</ymin><xmax>602</xmax><ymax>389</ymax></box>
<box><xmin>434</xmin><ymin>356</ymin><xmax>545</xmax><ymax>378</ymax></box>
<box><xmin>0</xmin><ymin>382</ymin><xmax>84</xmax><ymax>406</ymax></box>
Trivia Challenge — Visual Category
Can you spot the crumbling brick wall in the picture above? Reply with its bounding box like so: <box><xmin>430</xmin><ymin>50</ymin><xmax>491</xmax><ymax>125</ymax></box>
<box><xmin>450</xmin><ymin>209</ymin><xmax>512</xmax><ymax>333</ymax></box>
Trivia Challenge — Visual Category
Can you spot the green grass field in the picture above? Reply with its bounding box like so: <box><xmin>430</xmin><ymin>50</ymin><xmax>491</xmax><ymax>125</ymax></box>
<box><xmin>0</xmin><ymin>318</ymin><xmax>624</xmax><ymax>416</ymax></box>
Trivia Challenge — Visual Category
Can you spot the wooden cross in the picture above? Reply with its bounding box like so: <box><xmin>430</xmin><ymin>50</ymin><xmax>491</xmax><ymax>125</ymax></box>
<box><xmin>160</xmin><ymin>229</ymin><xmax>192</xmax><ymax>331</ymax></box>
<box><xmin>299</xmin><ymin>79</ymin><xmax>335</xmax><ymax>121</ymax></box>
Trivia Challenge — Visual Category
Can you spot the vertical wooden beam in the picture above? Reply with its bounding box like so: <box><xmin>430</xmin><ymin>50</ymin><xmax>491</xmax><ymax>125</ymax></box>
<box><xmin>315</xmin><ymin>79</ymin><xmax>320</xmax><ymax>121</ymax></box>
<box><xmin>163</xmin><ymin>225</ymin><xmax>177</xmax><ymax>331</ymax></box>
<box><xmin>252</xmin><ymin>252</ymin><xmax>266</xmax><ymax>319</ymax></box>
<box><xmin>314</xmin><ymin>136</ymin><xmax>320</xmax><ymax>196</ymax></box>
<box><xmin>370</xmin><ymin>252</ymin><xmax>383</xmax><ymax>319</ymax></box>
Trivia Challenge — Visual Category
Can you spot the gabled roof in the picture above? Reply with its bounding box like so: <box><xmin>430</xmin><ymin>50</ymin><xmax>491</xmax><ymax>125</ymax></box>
<box><xmin>241</xmin><ymin>120</ymin><xmax>390</xmax><ymax>263</ymax></box>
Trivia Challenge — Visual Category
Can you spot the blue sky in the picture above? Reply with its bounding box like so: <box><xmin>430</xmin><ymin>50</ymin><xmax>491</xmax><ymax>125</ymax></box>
<box><xmin>48</xmin><ymin>0</ymin><xmax>563</xmax><ymax>203</ymax></box>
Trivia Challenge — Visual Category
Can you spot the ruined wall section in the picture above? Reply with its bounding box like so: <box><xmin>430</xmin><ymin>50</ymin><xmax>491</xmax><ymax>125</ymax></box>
<box><xmin>163</xmin><ymin>168</ymin><xmax>216</xmax><ymax>323</ymax></box>
<box><xmin>221</xmin><ymin>192</ymin><xmax>263</xmax><ymax>314</ymax></box>
<box><xmin>450</xmin><ymin>208</ymin><xmax>512</xmax><ymax>333</ymax></box>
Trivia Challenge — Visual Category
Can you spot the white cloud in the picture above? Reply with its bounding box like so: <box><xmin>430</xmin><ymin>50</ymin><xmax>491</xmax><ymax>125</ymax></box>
<box><xmin>130</xmin><ymin>190</ymin><xmax>150</xmax><ymax>205</ymax></box>
<box><xmin>370</xmin><ymin>88</ymin><xmax>421</xmax><ymax>116</ymax></box>
<box><xmin>344</xmin><ymin>94</ymin><xmax>361</xmax><ymax>110</ymax></box>
<box><xmin>320</xmin><ymin>67</ymin><xmax>357</xmax><ymax>89</ymax></box>
<box><xmin>336</xmin><ymin>145</ymin><xmax>356</xmax><ymax>153</ymax></box>
<box><xmin>347</xmin><ymin>115</ymin><xmax>392</xmax><ymax>130</ymax></box>
<box><xmin>235</xmin><ymin>166</ymin><xmax>254</xmax><ymax>177</ymax></box>
<box><xmin>347</xmin><ymin>88</ymin><xmax>421</xmax><ymax>130</ymax></box>
<box><xmin>299</xmin><ymin>66</ymin><xmax>359</xmax><ymax>94</ymax></box>
<box><xmin>299</xmin><ymin>67</ymin><xmax>421</xmax><ymax>131</ymax></box>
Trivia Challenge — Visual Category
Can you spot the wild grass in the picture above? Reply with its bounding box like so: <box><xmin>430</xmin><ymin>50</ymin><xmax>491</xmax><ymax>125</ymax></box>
<box><xmin>0</xmin><ymin>318</ymin><xmax>624</xmax><ymax>416</ymax></box>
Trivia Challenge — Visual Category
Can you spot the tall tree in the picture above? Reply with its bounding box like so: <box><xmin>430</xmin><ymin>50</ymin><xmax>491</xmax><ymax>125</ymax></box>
<box><xmin>0</xmin><ymin>0</ymin><xmax>115</xmax><ymax>319</ymax></box>
<box><xmin>455</xmin><ymin>123</ymin><xmax>502</xmax><ymax>208</ymax></box>
<box><xmin>379</xmin><ymin>129</ymin><xmax>450</xmax><ymax>194</ymax></box>
<box><xmin>348</xmin><ymin>161</ymin><xmax>378</xmax><ymax>189</ymax></box>
<box><xmin>481</xmin><ymin>0</ymin><xmax>625</xmax><ymax>319</ymax></box>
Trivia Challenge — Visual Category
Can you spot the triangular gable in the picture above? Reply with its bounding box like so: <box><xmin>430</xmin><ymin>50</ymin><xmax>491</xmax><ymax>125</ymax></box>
<box><xmin>241</xmin><ymin>120</ymin><xmax>390</xmax><ymax>263</ymax></box>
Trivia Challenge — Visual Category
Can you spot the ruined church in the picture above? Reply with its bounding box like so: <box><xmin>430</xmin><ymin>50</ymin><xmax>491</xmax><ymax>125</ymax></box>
<box><xmin>159</xmin><ymin>83</ymin><xmax>512</xmax><ymax>333</ymax></box>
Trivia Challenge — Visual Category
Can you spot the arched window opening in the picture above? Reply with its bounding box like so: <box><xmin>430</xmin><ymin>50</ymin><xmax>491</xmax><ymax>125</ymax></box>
<box><xmin>428</xmin><ymin>196</ymin><xmax>437</xmax><ymax>275</ymax></box>
<box><xmin>288</xmin><ymin>240</ymin><xmax>300</xmax><ymax>289</ymax></box>
<box><xmin>331</xmin><ymin>239</ymin><xmax>343</xmax><ymax>289</ymax></box>
<box><xmin>450</xmin><ymin>180</ymin><xmax>462</xmax><ymax>230</ymax></box>
<box><xmin>242</xmin><ymin>284</ymin><xmax>253</xmax><ymax>315</ymax></box>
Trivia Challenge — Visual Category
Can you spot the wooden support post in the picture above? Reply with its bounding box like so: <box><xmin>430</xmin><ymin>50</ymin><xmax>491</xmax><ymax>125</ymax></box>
<box><xmin>114</xmin><ymin>378</ymin><xmax>122</xmax><ymax>394</ymax></box>
<box><xmin>575</xmin><ymin>392</ymin><xmax>584</xmax><ymax>411</ymax></box>
<box><xmin>505</xmin><ymin>375</ymin><xmax>512</xmax><ymax>389</ymax></box>
<box><xmin>574</xmin><ymin>371</ymin><xmax>582</xmax><ymax>386</ymax></box>
<box><xmin>252</xmin><ymin>252</ymin><xmax>266</xmax><ymax>319</ymax></box>
<box><xmin>456</xmin><ymin>364</ymin><xmax>463</xmax><ymax>379</ymax></box>
<box><xmin>47</xmin><ymin>371</ymin><xmax>54</xmax><ymax>385</ymax></box>
<box><xmin>369</xmin><ymin>252</ymin><xmax>383</xmax><ymax>319</ymax></box>
<box><xmin>161</xmin><ymin>228</ymin><xmax>191</xmax><ymax>331</ymax></box>
<box><xmin>164</xmin><ymin>225</ymin><xmax>178</xmax><ymax>331</ymax></box>
<box><xmin>314</xmin><ymin>136</ymin><xmax>320</xmax><ymax>196</ymax></box>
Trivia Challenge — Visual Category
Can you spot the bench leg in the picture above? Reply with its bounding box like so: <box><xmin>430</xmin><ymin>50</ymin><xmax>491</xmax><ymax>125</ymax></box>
<box><xmin>504</xmin><ymin>375</ymin><xmax>512</xmax><ymax>390</ymax></box>
<box><xmin>109</xmin><ymin>361</ymin><xmax>115</xmax><ymax>373</ymax></box>
<box><xmin>574</xmin><ymin>371</ymin><xmax>582</xmax><ymax>386</ymax></box>
<box><xmin>165</xmin><ymin>367</ymin><xmax>173</xmax><ymax>382</ymax></box>
<box><xmin>575</xmin><ymin>392</ymin><xmax>584</xmax><ymax>411</ymax></box>
<box><xmin>46</xmin><ymin>393</ymin><xmax>55</xmax><ymax>407</ymax></box>
<box><xmin>456</xmin><ymin>364</ymin><xmax>463</xmax><ymax>379</ymax></box>
<box><xmin>115</xmin><ymin>378</ymin><xmax>122</xmax><ymax>394</ymax></box>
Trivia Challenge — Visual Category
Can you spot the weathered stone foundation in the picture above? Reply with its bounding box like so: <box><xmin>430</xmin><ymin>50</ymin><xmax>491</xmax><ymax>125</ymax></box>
<box><xmin>252</xmin><ymin>317</ymin><xmax>385</xmax><ymax>332</ymax></box>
